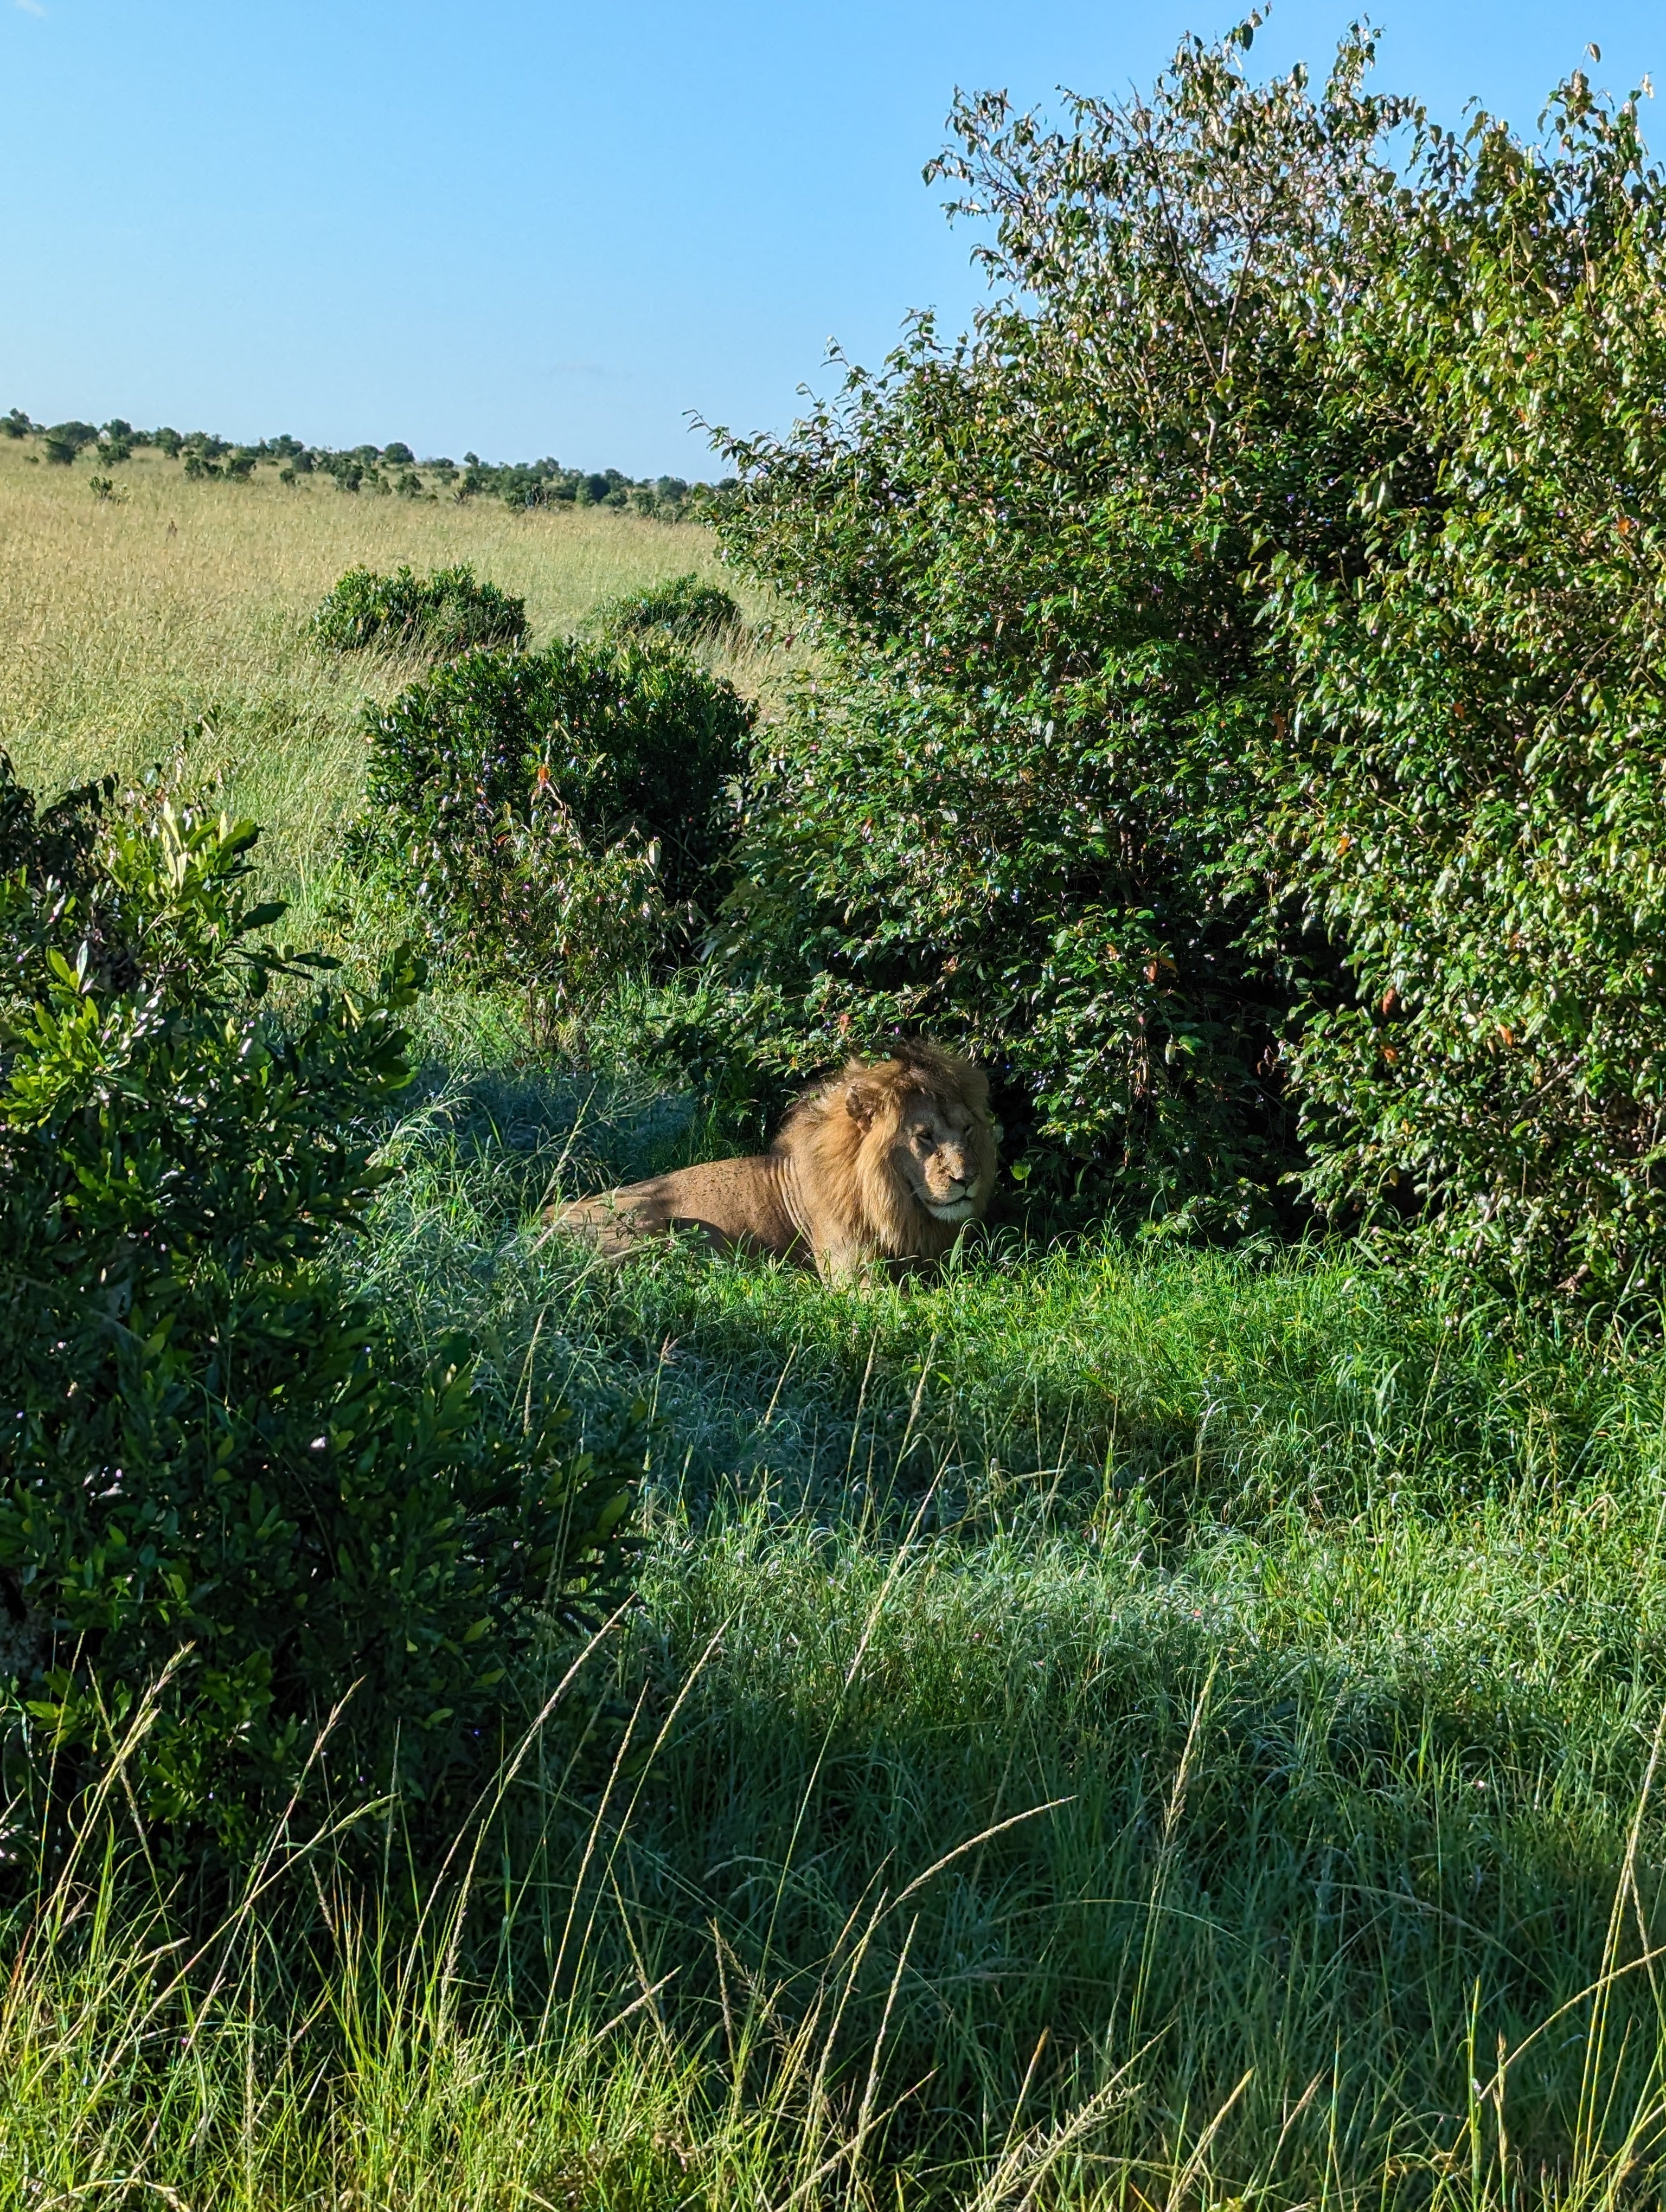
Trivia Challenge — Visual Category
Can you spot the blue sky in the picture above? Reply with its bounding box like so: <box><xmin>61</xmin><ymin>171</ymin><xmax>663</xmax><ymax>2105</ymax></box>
<box><xmin>0</xmin><ymin>2</ymin><xmax>1657</xmax><ymax>475</ymax></box>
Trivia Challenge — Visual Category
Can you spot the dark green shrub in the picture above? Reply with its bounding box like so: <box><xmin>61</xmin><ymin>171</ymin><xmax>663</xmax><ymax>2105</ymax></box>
<box><xmin>0</xmin><ymin>759</ymin><xmax>639</xmax><ymax>1867</ymax></box>
<box><xmin>351</xmin><ymin>639</ymin><xmax>753</xmax><ymax>1019</ymax></box>
<box><xmin>711</xmin><ymin>29</ymin><xmax>1666</xmax><ymax>1287</ymax></box>
<box><xmin>707</xmin><ymin>27</ymin><xmax>1400</xmax><ymax>1224</ymax></box>
<box><xmin>181</xmin><ymin>438</ymin><xmax>257</xmax><ymax>484</ymax></box>
<box><xmin>3</xmin><ymin>409</ymin><xmax>34</xmax><ymax>440</ymax></box>
<box><xmin>313</xmin><ymin>562</ymin><xmax>528</xmax><ymax>658</ymax></box>
<box><xmin>590</xmin><ymin>571</ymin><xmax>742</xmax><ymax>648</ymax></box>
<box><xmin>1231</xmin><ymin>83</ymin><xmax>1666</xmax><ymax>1294</ymax></box>
<box><xmin>702</xmin><ymin>674</ymin><xmax>1293</xmax><ymax>1225</ymax></box>
<box><xmin>41</xmin><ymin>420</ymin><xmax>99</xmax><ymax>467</ymax></box>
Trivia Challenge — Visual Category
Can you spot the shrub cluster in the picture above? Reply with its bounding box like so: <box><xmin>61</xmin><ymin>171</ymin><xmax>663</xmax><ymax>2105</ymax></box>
<box><xmin>313</xmin><ymin>562</ymin><xmax>529</xmax><ymax>658</ymax></box>
<box><xmin>0</xmin><ymin>758</ymin><xmax>639</xmax><ymax>1869</ymax></box>
<box><xmin>350</xmin><ymin>637</ymin><xmax>753</xmax><ymax>1033</ymax></box>
<box><xmin>589</xmin><ymin>571</ymin><xmax>743</xmax><ymax>648</ymax></box>
<box><xmin>709</xmin><ymin>28</ymin><xmax>1666</xmax><ymax>1291</ymax></box>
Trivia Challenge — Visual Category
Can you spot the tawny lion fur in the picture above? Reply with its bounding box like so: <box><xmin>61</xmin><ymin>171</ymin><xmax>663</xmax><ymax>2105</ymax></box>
<box><xmin>544</xmin><ymin>1039</ymin><xmax>997</xmax><ymax>1285</ymax></box>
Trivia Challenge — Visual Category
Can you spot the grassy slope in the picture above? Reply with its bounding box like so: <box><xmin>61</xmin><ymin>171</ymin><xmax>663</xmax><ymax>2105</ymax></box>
<box><xmin>0</xmin><ymin>440</ymin><xmax>784</xmax><ymax>888</ymax></box>
<box><xmin>3</xmin><ymin>456</ymin><xmax>1665</xmax><ymax>2209</ymax></box>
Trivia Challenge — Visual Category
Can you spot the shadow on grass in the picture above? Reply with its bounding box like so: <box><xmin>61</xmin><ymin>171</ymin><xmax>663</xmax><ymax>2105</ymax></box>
<box><xmin>351</xmin><ymin>1059</ymin><xmax>1666</xmax><ymax>1550</ymax></box>
<box><xmin>327</xmin><ymin>1056</ymin><xmax>1666</xmax><ymax>2188</ymax></box>
<box><xmin>490</xmin><ymin>1509</ymin><xmax>1666</xmax><ymax>2196</ymax></box>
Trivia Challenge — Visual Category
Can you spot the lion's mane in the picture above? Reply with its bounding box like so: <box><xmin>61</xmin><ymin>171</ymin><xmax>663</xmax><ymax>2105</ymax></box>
<box><xmin>776</xmin><ymin>1038</ymin><xmax>997</xmax><ymax>1266</ymax></box>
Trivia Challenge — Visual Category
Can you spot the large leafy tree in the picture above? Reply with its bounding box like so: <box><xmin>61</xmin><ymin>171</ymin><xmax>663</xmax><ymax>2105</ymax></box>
<box><xmin>710</xmin><ymin>24</ymin><xmax>1412</xmax><ymax>1226</ymax></box>
<box><xmin>713</xmin><ymin>24</ymin><xmax>1666</xmax><ymax>1293</ymax></box>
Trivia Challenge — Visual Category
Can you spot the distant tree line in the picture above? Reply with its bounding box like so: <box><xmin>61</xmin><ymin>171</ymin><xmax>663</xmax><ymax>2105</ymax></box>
<box><xmin>0</xmin><ymin>410</ymin><xmax>727</xmax><ymax>520</ymax></box>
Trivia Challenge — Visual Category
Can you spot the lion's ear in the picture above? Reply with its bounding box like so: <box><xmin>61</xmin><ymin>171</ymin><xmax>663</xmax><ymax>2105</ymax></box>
<box><xmin>844</xmin><ymin>1078</ymin><xmax>881</xmax><ymax>1130</ymax></box>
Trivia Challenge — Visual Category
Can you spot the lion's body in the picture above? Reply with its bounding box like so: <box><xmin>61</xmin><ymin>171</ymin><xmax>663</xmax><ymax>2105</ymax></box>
<box><xmin>546</xmin><ymin>1040</ymin><xmax>997</xmax><ymax>1284</ymax></box>
<box><xmin>553</xmin><ymin>1154</ymin><xmax>808</xmax><ymax>1265</ymax></box>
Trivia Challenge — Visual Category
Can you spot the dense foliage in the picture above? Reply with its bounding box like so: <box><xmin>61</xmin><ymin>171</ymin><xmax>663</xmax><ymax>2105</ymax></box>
<box><xmin>713</xmin><ymin>26</ymin><xmax>1666</xmax><ymax>1288</ymax></box>
<box><xmin>1247</xmin><ymin>79</ymin><xmax>1666</xmax><ymax>1293</ymax></box>
<box><xmin>39</xmin><ymin>421</ymin><xmax>98</xmax><ymax>467</ymax></box>
<box><xmin>710</xmin><ymin>25</ymin><xmax>1398</xmax><ymax>1226</ymax></box>
<box><xmin>0</xmin><ymin>760</ymin><xmax>638</xmax><ymax>1866</ymax></box>
<box><xmin>313</xmin><ymin>561</ymin><xmax>529</xmax><ymax>658</ymax></box>
<box><xmin>351</xmin><ymin>640</ymin><xmax>753</xmax><ymax>1028</ymax></box>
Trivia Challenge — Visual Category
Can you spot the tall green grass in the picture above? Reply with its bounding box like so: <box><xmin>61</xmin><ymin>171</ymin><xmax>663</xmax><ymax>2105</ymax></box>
<box><xmin>5</xmin><ymin>466</ymin><xmax>1666</xmax><ymax>2200</ymax></box>
<box><xmin>12</xmin><ymin>1063</ymin><xmax>1640</xmax><ymax>2203</ymax></box>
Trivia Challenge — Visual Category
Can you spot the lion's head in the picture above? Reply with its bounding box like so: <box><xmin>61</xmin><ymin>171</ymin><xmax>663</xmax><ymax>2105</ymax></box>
<box><xmin>779</xmin><ymin>1038</ymin><xmax>998</xmax><ymax>1265</ymax></box>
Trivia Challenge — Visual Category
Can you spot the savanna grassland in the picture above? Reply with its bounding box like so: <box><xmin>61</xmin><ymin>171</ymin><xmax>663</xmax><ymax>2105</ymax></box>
<box><xmin>12</xmin><ymin>35</ymin><xmax>1666</xmax><ymax>2189</ymax></box>
<box><xmin>0</xmin><ymin>438</ymin><xmax>786</xmax><ymax>890</ymax></box>
<box><xmin>5</xmin><ymin>442</ymin><xmax>1666</xmax><ymax>2212</ymax></box>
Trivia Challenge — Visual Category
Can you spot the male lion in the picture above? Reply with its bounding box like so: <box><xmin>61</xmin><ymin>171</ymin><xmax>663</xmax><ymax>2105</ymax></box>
<box><xmin>544</xmin><ymin>1039</ymin><xmax>997</xmax><ymax>1285</ymax></box>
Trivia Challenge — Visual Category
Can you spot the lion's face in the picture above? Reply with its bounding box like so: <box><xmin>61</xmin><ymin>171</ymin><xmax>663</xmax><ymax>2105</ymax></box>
<box><xmin>887</xmin><ymin>1091</ymin><xmax>996</xmax><ymax>1224</ymax></box>
<box><xmin>783</xmin><ymin>1041</ymin><xmax>999</xmax><ymax>1270</ymax></box>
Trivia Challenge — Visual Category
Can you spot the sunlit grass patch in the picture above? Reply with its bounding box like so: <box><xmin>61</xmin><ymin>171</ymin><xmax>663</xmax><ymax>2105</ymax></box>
<box><xmin>0</xmin><ymin>441</ymin><xmax>789</xmax><ymax>891</ymax></box>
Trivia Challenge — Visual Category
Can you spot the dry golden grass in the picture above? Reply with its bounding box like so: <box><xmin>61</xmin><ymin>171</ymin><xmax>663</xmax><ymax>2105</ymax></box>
<box><xmin>0</xmin><ymin>442</ymin><xmax>781</xmax><ymax>889</ymax></box>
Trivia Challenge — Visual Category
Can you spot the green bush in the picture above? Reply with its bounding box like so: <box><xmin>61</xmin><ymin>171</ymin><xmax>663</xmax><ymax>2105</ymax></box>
<box><xmin>44</xmin><ymin>420</ymin><xmax>98</xmax><ymax>455</ymax></box>
<box><xmin>0</xmin><ymin>758</ymin><xmax>639</xmax><ymax>1868</ymax></box>
<box><xmin>313</xmin><ymin>562</ymin><xmax>529</xmax><ymax>658</ymax></box>
<box><xmin>712</xmin><ymin>29</ymin><xmax>1666</xmax><ymax>1288</ymax></box>
<box><xmin>589</xmin><ymin>571</ymin><xmax>742</xmax><ymax>648</ymax></box>
<box><xmin>702</xmin><ymin>670</ymin><xmax>1293</xmax><ymax>1225</ymax></box>
<box><xmin>708</xmin><ymin>27</ymin><xmax>1389</xmax><ymax>1224</ymax></box>
<box><xmin>1235</xmin><ymin>81</ymin><xmax>1666</xmax><ymax>1294</ymax></box>
<box><xmin>351</xmin><ymin>639</ymin><xmax>753</xmax><ymax>1024</ymax></box>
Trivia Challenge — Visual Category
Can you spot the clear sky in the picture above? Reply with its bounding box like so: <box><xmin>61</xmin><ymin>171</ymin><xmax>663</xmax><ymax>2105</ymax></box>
<box><xmin>0</xmin><ymin>2</ymin><xmax>1657</xmax><ymax>476</ymax></box>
